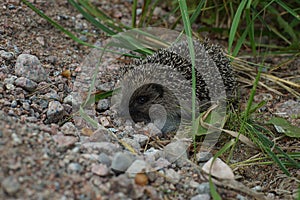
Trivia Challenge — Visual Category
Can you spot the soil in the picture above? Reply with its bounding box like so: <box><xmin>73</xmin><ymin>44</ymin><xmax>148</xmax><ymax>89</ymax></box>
<box><xmin>0</xmin><ymin>0</ymin><xmax>299</xmax><ymax>200</ymax></box>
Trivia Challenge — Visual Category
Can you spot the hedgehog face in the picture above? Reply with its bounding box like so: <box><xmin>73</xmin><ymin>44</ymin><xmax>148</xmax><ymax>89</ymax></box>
<box><xmin>129</xmin><ymin>83</ymin><xmax>164</xmax><ymax>123</ymax></box>
<box><xmin>128</xmin><ymin>83</ymin><xmax>182</xmax><ymax>133</ymax></box>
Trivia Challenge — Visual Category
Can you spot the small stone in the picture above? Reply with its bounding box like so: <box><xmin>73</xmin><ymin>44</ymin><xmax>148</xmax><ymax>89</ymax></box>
<box><xmin>252</xmin><ymin>185</ymin><xmax>262</xmax><ymax>192</ymax></box>
<box><xmin>98</xmin><ymin>153</ymin><xmax>111</xmax><ymax>167</ymax></box>
<box><xmin>0</xmin><ymin>50</ymin><xmax>14</xmax><ymax>61</ymax></box>
<box><xmin>15</xmin><ymin>77</ymin><xmax>38</xmax><ymax>92</ymax></box>
<box><xmin>36</xmin><ymin>36</ymin><xmax>45</xmax><ymax>46</ymax></box>
<box><xmin>91</xmin><ymin>163</ymin><xmax>109</xmax><ymax>176</ymax></box>
<box><xmin>202</xmin><ymin>158</ymin><xmax>235</xmax><ymax>180</ymax></box>
<box><xmin>45</xmin><ymin>91</ymin><xmax>60</xmax><ymax>101</ymax></box>
<box><xmin>197</xmin><ymin>182</ymin><xmax>210</xmax><ymax>194</ymax></box>
<box><xmin>1</xmin><ymin>176</ymin><xmax>20</xmax><ymax>195</ymax></box>
<box><xmin>63</xmin><ymin>94</ymin><xmax>76</xmax><ymax>105</ymax></box>
<box><xmin>145</xmin><ymin>123</ymin><xmax>162</xmax><ymax>136</ymax></box>
<box><xmin>163</xmin><ymin>141</ymin><xmax>188</xmax><ymax>167</ymax></box>
<box><xmin>81</xmin><ymin>142</ymin><xmax>121</xmax><ymax>155</ymax></box>
<box><xmin>190</xmin><ymin>194</ymin><xmax>210</xmax><ymax>200</ymax></box>
<box><xmin>134</xmin><ymin>173</ymin><xmax>148</xmax><ymax>186</ymax></box>
<box><xmin>67</xmin><ymin>163</ymin><xmax>82</xmax><ymax>173</ymax></box>
<box><xmin>11</xmin><ymin>100</ymin><xmax>18</xmax><ymax>108</ymax></box>
<box><xmin>5</xmin><ymin>83</ymin><xmax>15</xmax><ymax>90</ymax></box>
<box><xmin>165</xmin><ymin>168</ymin><xmax>180</xmax><ymax>184</ymax></box>
<box><xmin>60</xmin><ymin>122</ymin><xmax>78</xmax><ymax>137</ymax></box>
<box><xmin>4</xmin><ymin>76</ymin><xmax>17</xmax><ymax>84</ymax></box>
<box><xmin>52</xmin><ymin>133</ymin><xmax>78</xmax><ymax>149</ymax></box>
<box><xmin>121</xmin><ymin>138</ymin><xmax>141</xmax><ymax>151</ymax></box>
<box><xmin>126</xmin><ymin>160</ymin><xmax>150</xmax><ymax>177</ymax></box>
<box><xmin>133</xmin><ymin>134</ymin><xmax>149</xmax><ymax>146</ymax></box>
<box><xmin>46</xmin><ymin>101</ymin><xmax>64</xmax><ymax>123</ymax></box>
<box><xmin>99</xmin><ymin>116</ymin><xmax>110</xmax><ymax>127</ymax></box>
<box><xmin>111</xmin><ymin>152</ymin><xmax>136</xmax><ymax>173</ymax></box>
<box><xmin>15</xmin><ymin>54</ymin><xmax>47</xmax><ymax>82</ymax></box>
<box><xmin>196</xmin><ymin>151</ymin><xmax>212</xmax><ymax>162</ymax></box>
<box><xmin>89</xmin><ymin>128</ymin><xmax>113</xmax><ymax>142</ymax></box>
<box><xmin>96</xmin><ymin>99</ymin><xmax>110</xmax><ymax>112</ymax></box>
<box><xmin>22</xmin><ymin>101</ymin><xmax>30</xmax><ymax>111</ymax></box>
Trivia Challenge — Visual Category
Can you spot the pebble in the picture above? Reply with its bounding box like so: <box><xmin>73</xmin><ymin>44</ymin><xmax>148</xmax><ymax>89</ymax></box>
<box><xmin>1</xmin><ymin>176</ymin><xmax>20</xmax><ymax>195</ymax></box>
<box><xmin>52</xmin><ymin>134</ymin><xmax>78</xmax><ymax>149</ymax></box>
<box><xmin>98</xmin><ymin>153</ymin><xmax>111</xmax><ymax>167</ymax></box>
<box><xmin>126</xmin><ymin>160</ymin><xmax>150</xmax><ymax>177</ymax></box>
<box><xmin>196</xmin><ymin>151</ymin><xmax>213</xmax><ymax>162</ymax></box>
<box><xmin>121</xmin><ymin>138</ymin><xmax>141</xmax><ymax>151</ymax></box>
<box><xmin>46</xmin><ymin>100</ymin><xmax>64</xmax><ymax>123</ymax></box>
<box><xmin>67</xmin><ymin>162</ymin><xmax>83</xmax><ymax>173</ymax></box>
<box><xmin>165</xmin><ymin>168</ymin><xmax>180</xmax><ymax>184</ymax></box>
<box><xmin>0</xmin><ymin>50</ymin><xmax>14</xmax><ymax>61</ymax></box>
<box><xmin>145</xmin><ymin>123</ymin><xmax>162</xmax><ymax>136</ymax></box>
<box><xmin>163</xmin><ymin>141</ymin><xmax>188</xmax><ymax>167</ymax></box>
<box><xmin>132</xmin><ymin>134</ymin><xmax>149</xmax><ymax>146</ymax></box>
<box><xmin>190</xmin><ymin>194</ymin><xmax>210</xmax><ymax>200</ymax></box>
<box><xmin>4</xmin><ymin>76</ymin><xmax>17</xmax><ymax>84</ymax></box>
<box><xmin>11</xmin><ymin>100</ymin><xmax>18</xmax><ymax>108</ymax></box>
<box><xmin>202</xmin><ymin>158</ymin><xmax>235</xmax><ymax>180</ymax></box>
<box><xmin>96</xmin><ymin>99</ymin><xmax>110</xmax><ymax>112</ymax></box>
<box><xmin>111</xmin><ymin>152</ymin><xmax>136</xmax><ymax>173</ymax></box>
<box><xmin>89</xmin><ymin>128</ymin><xmax>114</xmax><ymax>142</ymax></box>
<box><xmin>15</xmin><ymin>54</ymin><xmax>47</xmax><ymax>82</ymax></box>
<box><xmin>91</xmin><ymin>163</ymin><xmax>109</xmax><ymax>176</ymax></box>
<box><xmin>5</xmin><ymin>83</ymin><xmax>15</xmax><ymax>90</ymax></box>
<box><xmin>14</xmin><ymin>77</ymin><xmax>37</xmax><ymax>92</ymax></box>
<box><xmin>60</xmin><ymin>122</ymin><xmax>78</xmax><ymax>137</ymax></box>
<box><xmin>197</xmin><ymin>182</ymin><xmax>210</xmax><ymax>194</ymax></box>
<box><xmin>81</xmin><ymin>142</ymin><xmax>121</xmax><ymax>155</ymax></box>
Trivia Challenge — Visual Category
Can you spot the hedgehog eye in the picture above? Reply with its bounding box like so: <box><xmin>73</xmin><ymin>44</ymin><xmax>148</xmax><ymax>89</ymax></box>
<box><xmin>137</xmin><ymin>96</ymin><xmax>148</xmax><ymax>105</ymax></box>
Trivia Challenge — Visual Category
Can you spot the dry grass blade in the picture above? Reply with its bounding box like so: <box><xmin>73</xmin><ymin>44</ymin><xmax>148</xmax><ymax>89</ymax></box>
<box><xmin>199</xmin><ymin>105</ymin><xmax>257</xmax><ymax>149</ymax></box>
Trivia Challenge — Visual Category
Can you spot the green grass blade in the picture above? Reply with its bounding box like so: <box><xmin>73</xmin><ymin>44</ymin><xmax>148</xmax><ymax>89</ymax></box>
<box><xmin>228</xmin><ymin>0</ymin><xmax>247</xmax><ymax>53</ymax></box>
<box><xmin>276</xmin><ymin>0</ymin><xmax>300</xmax><ymax>21</ymax></box>
<box><xmin>68</xmin><ymin>0</ymin><xmax>116</xmax><ymax>35</ymax></box>
<box><xmin>138</xmin><ymin>0</ymin><xmax>151</xmax><ymax>27</ymax></box>
<box><xmin>78</xmin><ymin>0</ymin><xmax>127</xmax><ymax>32</ymax></box>
<box><xmin>190</xmin><ymin>0</ymin><xmax>206</xmax><ymax>25</ymax></box>
<box><xmin>178</xmin><ymin>0</ymin><xmax>197</xmax><ymax>138</ymax></box>
<box><xmin>132</xmin><ymin>0</ymin><xmax>138</xmax><ymax>27</ymax></box>
<box><xmin>21</xmin><ymin>0</ymin><xmax>95</xmax><ymax>47</ymax></box>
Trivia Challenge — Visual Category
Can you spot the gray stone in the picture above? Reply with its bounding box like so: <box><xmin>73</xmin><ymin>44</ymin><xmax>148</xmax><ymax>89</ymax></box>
<box><xmin>1</xmin><ymin>176</ymin><xmax>20</xmax><ymax>195</ymax></box>
<box><xmin>133</xmin><ymin>134</ymin><xmax>149</xmax><ymax>146</ymax></box>
<box><xmin>91</xmin><ymin>163</ymin><xmax>109</xmax><ymax>176</ymax></box>
<box><xmin>81</xmin><ymin>142</ymin><xmax>121</xmax><ymax>155</ymax></box>
<box><xmin>96</xmin><ymin>99</ymin><xmax>110</xmax><ymax>112</ymax></box>
<box><xmin>5</xmin><ymin>83</ymin><xmax>15</xmax><ymax>90</ymax></box>
<box><xmin>126</xmin><ymin>160</ymin><xmax>150</xmax><ymax>177</ymax></box>
<box><xmin>121</xmin><ymin>138</ymin><xmax>141</xmax><ymax>151</ymax></box>
<box><xmin>197</xmin><ymin>182</ymin><xmax>210</xmax><ymax>194</ymax></box>
<box><xmin>47</xmin><ymin>101</ymin><xmax>64</xmax><ymax>123</ymax></box>
<box><xmin>196</xmin><ymin>151</ymin><xmax>212</xmax><ymax>162</ymax></box>
<box><xmin>14</xmin><ymin>77</ymin><xmax>37</xmax><ymax>92</ymax></box>
<box><xmin>190</xmin><ymin>194</ymin><xmax>210</xmax><ymax>200</ymax></box>
<box><xmin>165</xmin><ymin>168</ymin><xmax>180</xmax><ymax>184</ymax></box>
<box><xmin>52</xmin><ymin>134</ymin><xmax>78</xmax><ymax>149</ymax></box>
<box><xmin>0</xmin><ymin>50</ymin><xmax>14</xmax><ymax>60</ymax></box>
<box><xmin>67</xmin><ymin>163</ymin><xmax>82</xmax><ymax>173</ymax></box>
<box><xmin>15</xmin><ymin>54</ymin><xmax>47</xmax><ymax>82</ymax></box>
<box><xmin>89</xmin><ymin>128</ymin><xmax>113</xmax><ymax>142</ymax></box>
<box><xmin>163</xmin><ymin>141</ymin><xmax>188</xmax><ymax>167</ymax></box>
<box><xmin>60</xmin><ymin>122</ymin><xmax>78</xmax><ymax>137</ymax></box>
<box><xmin>4</xmin><ymin>76</ymin><xmax>17</xmax><ymax>84</ymax></box>
<box><xmin>98</xmin><ymin>153</ymin><xmax>111</xmax><ymax>167</ymax></box>
<box><xmin>111</xmin><ymin>152</ymin><xmax>135</xmax><ymax>173</ymax></box>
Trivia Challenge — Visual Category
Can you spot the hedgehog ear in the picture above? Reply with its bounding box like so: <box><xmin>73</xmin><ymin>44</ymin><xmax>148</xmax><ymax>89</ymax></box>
<box><xmin>152</xmin><ymin>84</ymin><xmax>164</xmax><ymax>98</ymax></box>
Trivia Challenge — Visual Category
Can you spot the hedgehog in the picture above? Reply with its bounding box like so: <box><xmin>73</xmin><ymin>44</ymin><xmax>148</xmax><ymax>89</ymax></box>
<box><xmin>113</xmin><ymin>39</ymin><xmax>237</xmax><ymax>135</ymax></box>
